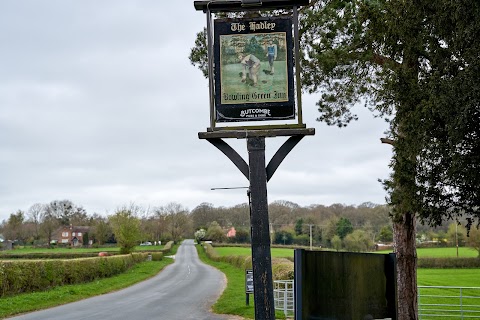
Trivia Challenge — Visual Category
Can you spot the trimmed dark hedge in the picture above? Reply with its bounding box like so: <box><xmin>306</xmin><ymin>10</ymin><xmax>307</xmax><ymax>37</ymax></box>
<box><xmin>0</xmin><ymin>253</ymin><xmax>148</xmax><ymax>297</ymax></box>
<box><xmin>418</xmin><ymin>257</ymin><xmax>480</xmax><ymax>268</ymax></box>
<box><xmin>202</xmin><ymin>243</ymin><xmax>294</xmax><ymax>280</ymax></box>
<box><xmin>161</xmin><ymin>241</ymin><xmax>174</xmax><ymax>254</ymax></box>
<box><xmin>0</xmin><ymin>252</ymin><xmax>110</xmax><ymax>260</ymax></box>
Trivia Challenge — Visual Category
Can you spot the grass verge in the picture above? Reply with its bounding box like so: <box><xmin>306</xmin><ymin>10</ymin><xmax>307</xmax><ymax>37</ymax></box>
<box><xmin>0</xmin><ymin>248</ymin><xmax>177</xmax><ymax>318</ymax></box>
<box><xmin>196</xmin><ymin>244</ymin><xmax>288</xmax><ymax>319</ymax></box>
<box><xmin>214</xmin><ymin>246</ymin><xmax>294</xmax><ymax>258</ymax></box>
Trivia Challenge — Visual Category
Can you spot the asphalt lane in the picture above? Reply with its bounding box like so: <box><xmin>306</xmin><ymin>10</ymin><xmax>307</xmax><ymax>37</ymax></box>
<box><xmin>9</xmin><ymin>240</ymin><xmax>235</xmax><ymax>320</ymax></box>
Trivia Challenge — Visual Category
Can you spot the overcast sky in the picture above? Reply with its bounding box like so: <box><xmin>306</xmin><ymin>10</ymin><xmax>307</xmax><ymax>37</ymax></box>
<box><xmin>0</xmin><ymin>1</ymin><xmax>393</xmax><ymax>221</ymax></box>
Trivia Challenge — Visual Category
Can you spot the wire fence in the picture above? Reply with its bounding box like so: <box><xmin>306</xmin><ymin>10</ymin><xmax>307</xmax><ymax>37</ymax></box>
<box><xmin>418</xmin><ymin>286</ymin><xmax>480</xmax><ymax>319</ymax></box>
<box><xmin>273</xmin><ymin>281</ymin><xmax>480</xmax><ymax>319</ymax></box>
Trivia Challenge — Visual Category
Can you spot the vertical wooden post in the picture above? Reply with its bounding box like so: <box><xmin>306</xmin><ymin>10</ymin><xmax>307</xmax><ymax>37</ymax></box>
<box><xmin>247</xmin><ymin>136</ymin><xmax>275</xmax><ymax>320</ymax></box>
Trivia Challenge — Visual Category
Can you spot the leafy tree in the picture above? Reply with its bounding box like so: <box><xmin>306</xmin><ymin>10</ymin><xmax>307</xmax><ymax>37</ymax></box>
<box><xmin>82</xmin><ymin>232</ymin><xmax>90</xmax><ymax>247</ymax></box>
<box><xmin>466</xmin><ymin>228</ymin><xmax>480</xmax><ymax>258</ymax></box>
<box><xmin>331</xmin><ymin>235</ymin><xmax>342</xmax><ymax>251</ymax></box>
<box><xmin>190</xmin><ymin>2</ymin><xmax>479</xmax><ymax>318</ymax></box>
<box><xmin>190</xmin><ymin>202</ymin><xmax>215</xmax><ymax>230</ymax></box>
<box><xmin>295</xmin><ymin>218</ymin><xmax>304</xmax><ymax>236</ymax></box>
<box><xmin>378</xmin><ymin>225</ymin><xmax>394</xmax><ymax>243</ymax></box>
<box><xmin>205</xmin><ymin>221</ymin><xmax>226</xmax><ymax>242</ymax></box>
<box><xmin>156</xmin><ymin>202</ymin><xmax>191</xmax><ymax>243</ymax></box>
<box><xmin>91</xmin><ymin>215</ymin><xmax>111</xmax><ymax>245</ymax></box>
<box><xmin>233</xmin><ymin>228</ymin><xmax>250</xmax><ymax>244</ymax></box>
<box><xmin>323</xmin><ymin>216</ymin><xmax>339</xmax><ymax>245</ymax></box>
<box><xmin>40</xmin><ymin>208</ymin><xmax>60</xmax><ymax>246</ymax></box>
<box><xmin>294</xmin><ymin>234</ymin><xmax>310</xmax><ymax>246</ymax></box>
<box><xmin>3</xmin><ymin>210</ymin><xmax>25</xmax><ymax>242</ymax></box>
<box><xmin>336</xmin><ymin>217</ymin><xmax>353</xmax><ymax>240</ymax></box>
<box><xmin>344</xmin><ymin>230</ymin><xmax>373</xmax><ymax>252</ymax></box>
<box><xmin>109</xmin><ymin>208</ymin><xmax>142</xmax><ymax>254</ymax></box>
<box><xmin>194</xmin><ymin>228</ymin><xmax>206</xmax><ymax>243</ymax></box>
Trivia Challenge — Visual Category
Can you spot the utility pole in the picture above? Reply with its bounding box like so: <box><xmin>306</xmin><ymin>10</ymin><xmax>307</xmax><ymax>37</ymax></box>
<box><xmin>309</xmin><ymin>224</ymin><xmax>313</xmax><ymax>250</ymax></box>
<box><xmin>456</xmin><ymin>220</ymin><xmax>459</xmax><ymax>258</ymax></box>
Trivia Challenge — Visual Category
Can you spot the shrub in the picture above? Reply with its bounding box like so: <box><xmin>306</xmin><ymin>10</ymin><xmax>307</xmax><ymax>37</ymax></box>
<box><xmin>0</xmin><ymin>253</ymin><xmax>148</xmax><ymax>297</ymax></box>
<box><xmin>418</xmin><ymin>257</ymin><xmax>480</xmax><ymax>268</ymax></box>
<box><xmin>202</xmin><ymin>243</ymin><xmax>293</xmax><ymax>280</ymax></box>
<box><xmin>271</xmin><ymin>258</ymin><xmax>294</xmax><ymax>280</ymax></box>
<box><xmin>161</xmin><ymin>241</ymin><xmax>174</xmax><ymax>254</ymax></box>
<box><xmin>150</xmin><ymin>252</ymin><xmax>163</xmax><ymax>261</ymax></box>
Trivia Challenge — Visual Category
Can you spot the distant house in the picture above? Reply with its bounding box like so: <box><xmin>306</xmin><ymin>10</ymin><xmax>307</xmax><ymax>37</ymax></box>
<box><xmin>56</xmin><ymin>225</ymin><xmax>91</xmax><ymax>247</ymax></box>
<box><xmin>227</xmin><ymin>227</ymin><xmax>236</xmax><ymax>238</ymax></box>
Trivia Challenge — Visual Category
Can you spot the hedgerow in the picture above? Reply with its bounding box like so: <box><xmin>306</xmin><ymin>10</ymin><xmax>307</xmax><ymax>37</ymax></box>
<box><xmin>0</xmin><ymin>253</ymin><xmax>148</xmax><ymax>297</ymax></box>
<box><xmin>203</xmin><ymin>243</ymin><xmax>294</xmax><ymax>279</ymax></box>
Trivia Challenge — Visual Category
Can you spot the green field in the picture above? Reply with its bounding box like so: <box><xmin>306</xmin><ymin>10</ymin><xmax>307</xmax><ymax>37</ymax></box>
<box><xmin>205</xmin><ymin>246</ymin><xmax>480</xmax><ymax>319</ymax></box>
<box><xmin>417</xmin><ymin>268</ymin><xmax>480</xmax><ymax>286</ymax></box>
<box><xmin>417</xmin><ymin>269</ymin><xmax>480</xmax><ymax>319</ymax></box>
<box><xmin>214</xmin><ymin>246</ymin><xmax>294</xmax><ymax>258</ymax></box>
<box><xmin>214</xmin><ymin>246</ymin><xmax>478</xmax><ymax>259</ymax></box>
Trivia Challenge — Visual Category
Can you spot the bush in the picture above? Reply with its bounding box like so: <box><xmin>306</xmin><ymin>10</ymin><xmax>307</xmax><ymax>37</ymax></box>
<box><xmin>150</xmin><ymin>252</ymin><xmax>163</xmax><ymax>261</ymax></box>
<box><xmin>293</xmin><ymin>235</ymin><xmax>310</xmax><ymax>246</ymax></box>
<box><xmin>418</xmin><ymin>257</ymin><xmax>480</xmax><ymax>268</ymax></box>
<box><xmin>0</xmin><ymin>253</ymin><xmax>148</xmax><ymax>297</ymax></box>
<box><xmin>271</xmin><ymin>258</ymin><xmax>294</xmax><ymax>280</ymax></box>
<box><xmin>161</xmin><ymin>241</ymin><xmax>174</xmax><ymax>254</ymax></box>
<box><xmin>0</xmin><ymin>252</ymin><xmax>109</xmax><ymax>260</ymax></box>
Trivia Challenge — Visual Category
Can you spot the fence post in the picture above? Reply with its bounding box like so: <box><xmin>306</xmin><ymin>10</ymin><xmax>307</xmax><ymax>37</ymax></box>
<box><xmin>418</xmin><ymin>287</ymin><xmax>421</xmax><ymax>320</ymax></box>
<box><xmin>460</xmin><ymin>287</ymin><xmax>463</xmax><ymax>319</ymax></box>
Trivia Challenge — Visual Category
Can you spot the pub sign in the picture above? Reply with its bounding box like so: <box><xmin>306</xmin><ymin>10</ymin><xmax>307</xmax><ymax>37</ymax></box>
<box><xmin>213</xmin><ymin>17</ymin><xmax>295</xmax><ymax>122</ymax></box>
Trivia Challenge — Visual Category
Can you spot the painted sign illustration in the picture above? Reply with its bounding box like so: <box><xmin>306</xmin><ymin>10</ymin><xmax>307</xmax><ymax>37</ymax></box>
<box><xmin>214</xmin><ymin>17</ymin><xmax>295</xmax><ymax>122</ymax></box>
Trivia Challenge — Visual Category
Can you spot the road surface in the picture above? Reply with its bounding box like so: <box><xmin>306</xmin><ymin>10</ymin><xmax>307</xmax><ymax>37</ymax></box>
<box><xmin>10</xmin><ymin>240</ymin><xmax>237</xmax><ymax>320</ymax></box>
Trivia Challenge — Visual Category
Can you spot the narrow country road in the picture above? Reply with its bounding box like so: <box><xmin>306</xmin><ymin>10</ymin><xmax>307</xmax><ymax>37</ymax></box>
<box><xmin>9</xmin><ymin>240</ymin><xmax>237</xmax><ymax>320</ymax></box>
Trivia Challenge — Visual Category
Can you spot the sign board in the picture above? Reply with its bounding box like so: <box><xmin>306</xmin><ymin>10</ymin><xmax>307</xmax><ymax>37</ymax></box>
<box><xmin>295</xmin><ymin>250</ymin><xmax>397</xmax><ymax>320</ymax></box>
<box><xmin>245</xmin><ymin>269</ymin><xmax>254</xmax><ymax>294</ymax></box>
<box><xmin>214</xmin><ymin>17</ymin><xmax>295</xmax><ymax>122</ymax></box>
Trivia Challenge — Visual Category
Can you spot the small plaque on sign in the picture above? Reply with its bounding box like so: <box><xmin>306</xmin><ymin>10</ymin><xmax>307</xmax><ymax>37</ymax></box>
<box><xmin>245</xmin><ymin>269</ymin><xmax>254</xmax><ymax>294</ymax></box>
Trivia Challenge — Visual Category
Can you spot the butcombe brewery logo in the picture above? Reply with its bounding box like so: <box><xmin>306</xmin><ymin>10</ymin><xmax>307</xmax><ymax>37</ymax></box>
<box><xmin>240</xmin><ymin>108</ymin><xmax>272</xmax><ymax>118</ymax></box>
<box><xmin>213</xmin><ymin>17</ymin><xmax>295</xmax><ymax>122</ymax></box>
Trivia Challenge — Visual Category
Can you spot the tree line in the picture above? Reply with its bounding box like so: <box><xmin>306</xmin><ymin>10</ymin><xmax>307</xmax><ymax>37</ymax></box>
<box><xmin>3</xmin><ymin>199</ymin><xmax>478</xmax><ymax>255</ymax></box>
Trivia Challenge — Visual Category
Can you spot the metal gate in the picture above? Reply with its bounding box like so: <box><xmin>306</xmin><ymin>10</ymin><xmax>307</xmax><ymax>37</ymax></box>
<box><xmin>418</xmin><ymin>286</ymin><xmax>480</xmax><ymax>319</ymax></box>
<box><xmin>274</xmin><ymin>280</ymin><xmax>294</xmax><ymax>317</ymax></box>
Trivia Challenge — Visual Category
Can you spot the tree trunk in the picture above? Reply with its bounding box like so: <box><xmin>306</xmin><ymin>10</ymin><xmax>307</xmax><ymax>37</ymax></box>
<box><xmin>393</xmin><ymin>211</ymin><xmax>418</xmax><ymax>320</ymax></box>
